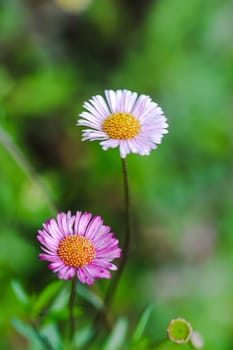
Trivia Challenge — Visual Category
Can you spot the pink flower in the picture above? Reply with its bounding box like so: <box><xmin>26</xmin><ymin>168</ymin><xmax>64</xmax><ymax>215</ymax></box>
<box><xmin>77</xmin><ymin>89</ymin><xmax>168</xmax><ymax>158</ymax></box>
<box><xmin>37</xmin><ymin>211</ymin><xmax>121</xmax><ymax>285</ymax></box>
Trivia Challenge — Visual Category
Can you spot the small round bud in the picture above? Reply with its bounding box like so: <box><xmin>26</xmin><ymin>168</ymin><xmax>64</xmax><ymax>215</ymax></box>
<box><xmin>167</xmin><ymin>317</ymin><xmax>192</xmax><ymax>344</ymax></box>
<box><xmin>190</xmin><ymin>331</ymin><xmax>204</xmax><ymax>349</ymax></box>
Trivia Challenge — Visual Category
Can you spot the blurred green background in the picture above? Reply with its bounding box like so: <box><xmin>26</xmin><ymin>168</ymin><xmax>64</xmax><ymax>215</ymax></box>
<box><xmin>1</xmin><ymin>0</ymin><xmax>233</xmax><ymax>348</ymax></box>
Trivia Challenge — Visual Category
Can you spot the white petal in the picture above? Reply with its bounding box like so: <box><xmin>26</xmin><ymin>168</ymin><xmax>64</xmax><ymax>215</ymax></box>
<box><xmin>105</xmin><ymin>90</ymin><xmax>117</xmax><ymax>113</ymax></box>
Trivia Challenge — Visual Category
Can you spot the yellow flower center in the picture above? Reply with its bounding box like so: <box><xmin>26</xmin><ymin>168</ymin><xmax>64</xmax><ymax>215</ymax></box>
<box><xmin>102</xmin><ymin>112</ymin><xmax>141</xmax><ymax>140</ymax></box>
<box><xmin>58</xmin><ymin>235</ymin><xmax>96</xmax><ymax>268</ymax></box>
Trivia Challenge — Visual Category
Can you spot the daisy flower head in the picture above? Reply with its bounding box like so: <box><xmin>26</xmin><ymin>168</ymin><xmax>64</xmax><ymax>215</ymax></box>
<box><xmin>37</xmin><ymin>211</ymin><xmax>121</xmax><ymax>285</ymax></box>
<box><xmin>77</xmin><ymin>89</ymin><xmax>168</xmax><ymax>158</ymax></box>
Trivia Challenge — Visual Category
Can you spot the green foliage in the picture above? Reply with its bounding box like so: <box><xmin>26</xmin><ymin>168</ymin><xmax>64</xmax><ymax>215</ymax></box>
<box><xmin>1</xmin><ymin>0</ymin><xmax>233</xmax><ymax>348</ymax></box>
<box><xmin>32</xmin><ymin>281</ymin><xmax>63</xmax><ymax>318</ymax></box>
<box><xmin>7</xmin><ymin>67</ymin><xmax>76</xmax><ymax>118</ymax></box>
<box><xmin>154</xmin><ymin>342</ymin><xmax>190</xmax><ymax>350</ymax></box>
<box><xmin>11</xmin><ymin>280</ymin><xmax>29</xmax><ymax>307</ymax></box>
<box><xmin>77</xmin><ymin>283</ymin><xmax>103</xmax><ymax>309</ymax></box>
<box><xmin>12</xmin><ymin>318</ymin><xmax>52</xmax><ymax>350</ymax></box>
<box><xmin>131</xmin><ymin>305</ymin><xmax>153</xmax><ymax>344</ymax></box>
<box><xmin>103</xmin><ymin>318</ymin><xmax>128</xmax><ymax>350</ymax></box>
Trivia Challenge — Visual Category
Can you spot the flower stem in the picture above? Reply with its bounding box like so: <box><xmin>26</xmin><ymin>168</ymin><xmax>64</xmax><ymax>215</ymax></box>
<box><xmin>101</xmin><ymin>158</ymin><xmax>131</xmax><ymax>308</ymax></box>
<box><xmin>90</xmin><ymin>158</ymin><xmax>131</xmax><ymax>338</ymax></box>
<box><xmin>121</xmin><ymin>157</ymin><xmax>131</xmax><ymax>261</ymax></box>
<box><xmin>68</xmin><ymin>277</ymin><xmax>77</xmax><ymax>342</ymax></box>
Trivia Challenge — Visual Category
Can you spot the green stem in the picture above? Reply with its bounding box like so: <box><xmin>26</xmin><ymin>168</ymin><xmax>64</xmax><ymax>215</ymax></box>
<box><xmin>106</xmin><ymin>158</ymin><xmax>131</xmax><ymax>298</ymax></box>
<box><xmin>121</xmin><ymin>157</ymin><xmax>131</xmax><ymax>261</ymax></box>
<box><xmin>0</xmin><ymin>126</ymin><xmax>57</xmax><ymax>215</ymax></box>
<box><xmin>68</xmin><ymin>278</ymin><xmax>77</xmax><ymax>342</ymax></box>
<box><xmin>90</xmin><ymin>157</ymin><xmax>132</xmax><ymax>339</ymax></box>
<box><xmin>100</xmin><ymin>158</ymin><xmax>131</xmax><ymax>310</ymax></box>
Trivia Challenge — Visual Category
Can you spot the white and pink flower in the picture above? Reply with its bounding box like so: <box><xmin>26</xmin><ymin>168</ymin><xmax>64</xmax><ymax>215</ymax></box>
<box><xmin>77</xmin><ymin>89</ymin><xmax>168</xmax><ymax>158</ymax></box>
<box><xmin>38</xmin><ymin>211</ymin><xmax>121</xmax><ymax>285</ymax></box>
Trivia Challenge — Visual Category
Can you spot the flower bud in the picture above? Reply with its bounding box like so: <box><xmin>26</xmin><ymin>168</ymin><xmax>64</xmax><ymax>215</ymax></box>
<box><xmin>167</xmin><ymin>317</ymin><xmax>192</xmax><ymax>344</ymax></box>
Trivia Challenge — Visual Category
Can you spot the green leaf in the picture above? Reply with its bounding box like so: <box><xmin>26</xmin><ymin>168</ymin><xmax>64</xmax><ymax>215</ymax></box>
<box><xmin>46</xmin><ymin>308</ymin><xmax>69</xmax><ymax>323</ymax></box>
<box><xmin>103</xmin><ymin>318</ymin><xmax>128</xmax><ymax>350</ymax></box>
<box><xmin>41</xmin><ymin>323</ymin><xmax>61</xmax><ymax>350</ymax></box>
<box><xmin>77</xmin><ymin>284</ymin><xmax>103</xmax><ymax>309</ymax></box>
<box><xmin>74</xmin><ymin>325</ymin><xmax>95</xmax><ymax>347</ymax></box>
<box><xmin>12</xmin><ymin>318</ymin><xmax>52</xmax><ymax>350</ymax></box>
<box><xmin>33</xmin><ymin>280</ymin><xmax>63</xmax><ymax>317</ymax></box>
<box><xmin>132</xmin><ymin>305</ymin><xmax>153</xmax><ymax>343</ymax></box>
<box><xmin>50</xmin><ymin>285</ymin><xmax>69</xmax><ymax>312</ymax></box>
<box><xmin>11</xmin><ymin>279</ymin><xmax>29</xmax><ymax>306</ymax></box>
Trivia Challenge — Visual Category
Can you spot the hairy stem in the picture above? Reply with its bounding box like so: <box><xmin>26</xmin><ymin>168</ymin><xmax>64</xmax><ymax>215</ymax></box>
<box><xmin>102</xmin><ymin>158</ymin><xmax>131</xmax><ymax>308</ymax></box>
<box><xmin>90</xmin><ymin>157</ymin><xmax>132</xmax><ymax>341</ymax></box>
